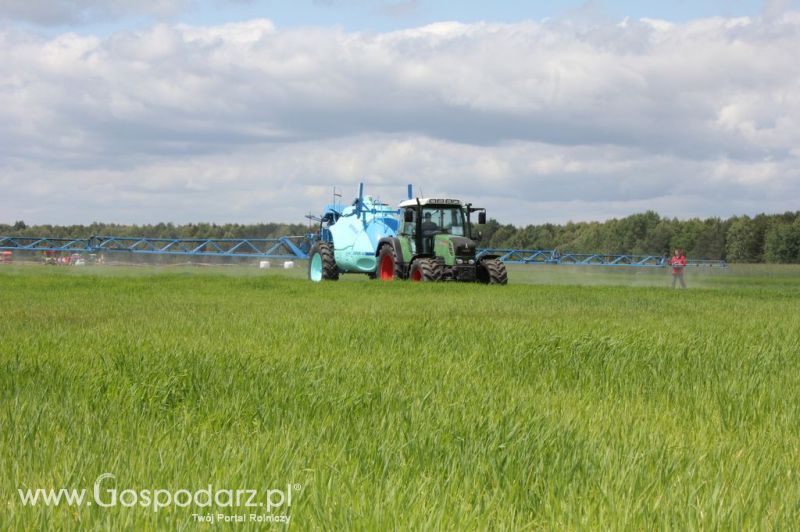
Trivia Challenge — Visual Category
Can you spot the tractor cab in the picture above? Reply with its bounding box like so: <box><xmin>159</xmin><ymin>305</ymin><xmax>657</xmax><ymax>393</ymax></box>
<box><xmin>398</xmin><ymin>198</ymin><xmax>485</xmax><ymax>256</ymax></box>
<box><xmin>400</xmin><ymin>199</ymin><xmax>463</xmax><ymax>254</ymax></box>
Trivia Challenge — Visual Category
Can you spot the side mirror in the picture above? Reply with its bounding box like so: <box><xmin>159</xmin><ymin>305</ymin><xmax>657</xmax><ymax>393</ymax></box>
<box><xmin>478</xmin><ymin>212</ymin><xmax>486</xmax><ymax>225</ymax></box>
<box><xmin>404</xmin><ymin>209</ymin><xmax>413</xmax><ymax>223</ymax></box>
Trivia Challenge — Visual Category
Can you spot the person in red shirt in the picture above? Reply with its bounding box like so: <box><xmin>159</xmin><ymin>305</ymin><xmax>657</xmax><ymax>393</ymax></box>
<box><xmin>668</xmin><ymin>248</ymin><xmax>687</xmax><ymax>288</ymax></box>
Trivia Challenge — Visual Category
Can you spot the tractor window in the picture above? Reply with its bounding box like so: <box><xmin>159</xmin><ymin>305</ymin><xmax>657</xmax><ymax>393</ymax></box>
<box><xmin>402</xmin><ymin>208</ymin><xmax>416</xmax><ymax>236</ymax></box>
<box><xmin>421</xmin><ymin>207</ymin><xmax>465</xmax><ymax>236</ymax></box>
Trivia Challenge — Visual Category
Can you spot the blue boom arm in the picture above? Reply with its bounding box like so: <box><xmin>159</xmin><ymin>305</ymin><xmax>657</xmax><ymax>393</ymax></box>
<box><xmin>0</xmin><ymin>236</ymin><xmax>726</xmax><ymax>267</ymax></box>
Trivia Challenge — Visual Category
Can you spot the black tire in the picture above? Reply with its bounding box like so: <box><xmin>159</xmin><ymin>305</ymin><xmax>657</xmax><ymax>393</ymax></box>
<box><xmin>409</xmin><ymin>258</ymin><xmax>443</xmax><ymax>282</ymax></box>
<box><xmin>377</xmin><ymin>244</ymin><xmax>403</xmax><ymax>281</ymax></box>
<box><xmin>477</xmin><ymin>258</ymin><xmax>508</xmax><ymax>285</ymax></box>
<box><xmin>308</xmin><ymin>242</ymin><xmax>339</xmax><ymax>281</ymax></box>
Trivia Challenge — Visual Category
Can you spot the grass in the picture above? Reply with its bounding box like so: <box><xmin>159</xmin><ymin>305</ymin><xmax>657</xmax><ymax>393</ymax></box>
<box><xmin>2</xmin><ymin>263</ymin><xmax>800</xmax><ymax>530</ymax></box>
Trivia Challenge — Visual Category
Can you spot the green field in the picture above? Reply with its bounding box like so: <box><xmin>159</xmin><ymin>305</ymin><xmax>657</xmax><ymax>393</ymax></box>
<box><xmin>2</xmin><ymin>263</ymin><xmax>800</xmax><ymax>529</ymax></box>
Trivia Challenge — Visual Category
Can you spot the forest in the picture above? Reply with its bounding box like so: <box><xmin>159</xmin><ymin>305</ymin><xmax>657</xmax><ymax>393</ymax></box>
<box><xmin>3</xmin><ymin>210</ymin><xmax>800</xmax><ymax>263</ymax></box>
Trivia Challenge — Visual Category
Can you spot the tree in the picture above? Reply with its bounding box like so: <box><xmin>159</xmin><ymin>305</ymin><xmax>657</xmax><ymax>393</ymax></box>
<box><xmin>671</xmin><ymin>218</ymin><xmax>704</xmax><ymax>255</ymax></box>
<box><xmin>691</xmin><ymin>218</ymin><xmax>727</xmax><ymax>260</ymax></box>
<box><xmin>488</xmin><ymin>224</ymin><xmax>518</xmax><ymax>248</ymax></box>
<box><xmin>726</xmin><ymin>216</ymin><xmax>760</xmax><ymax>262</ymax></box>
<box><xmin>619</xmin><ymin>211</ymin><xmax>661</xmax><ymax>254</ymax></box>
<box><xmin>566</xmin><ymin>222</ymin><xmax>604</xmax><ymax>253</ymax></box>
<box><xmin>641</xmin><ymin>219</ymin><xmax>675</xmax><ymax>256</ymax></box>
<box><xmin>764</xmin><ymin>218</ymin><xmax>800</xmax><ymax>263</ymax></box>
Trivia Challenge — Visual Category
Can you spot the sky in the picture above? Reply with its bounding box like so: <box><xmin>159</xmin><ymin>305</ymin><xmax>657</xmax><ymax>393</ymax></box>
<box><xmin>0</xmin><ymin>0</ymin><xmax>798</xmax><ymax>226</ymax></box>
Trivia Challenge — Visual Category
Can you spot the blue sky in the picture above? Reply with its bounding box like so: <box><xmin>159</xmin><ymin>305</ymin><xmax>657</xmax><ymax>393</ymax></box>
<box><xmin>7</xmin><ymin>1</ymin><xmax>774</xmax><ymax>35</ymax></box>
<box><xmin>184</xmin><ymin>1</ymin><xmax>766</xmax><ymax>31</ymax></box>
<box><xmin>1</xmin><ymin>0</ymin><xmax>799</xmax><ymax>225</ymax></box>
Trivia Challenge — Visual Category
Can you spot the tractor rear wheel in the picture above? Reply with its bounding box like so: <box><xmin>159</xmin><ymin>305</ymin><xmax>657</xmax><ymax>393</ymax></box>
<box><xmin>377</xmin><ymin>244</ymin><xmax>403</xmax><ymax>281</ymax></box>
<box><xmin>477</xmin><ymin>258</ymin><xmax>508</xmax><ymax>285</ymax></box>
<box><xmin>409</xmin><ymin>258</ymin><xmax>443</xmax><ymax>282</ymax></box>
<box><xmin>308</xmin><ymin>242</ymin><xmax>339</xmax><ymax>282</ymax></box>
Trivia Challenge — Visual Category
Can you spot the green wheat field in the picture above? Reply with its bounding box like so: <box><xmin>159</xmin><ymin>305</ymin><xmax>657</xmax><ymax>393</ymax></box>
<box><xmin>2</xmin><ymin>263</ymin><xmax>800</xmax><ymax>530</ymax></box>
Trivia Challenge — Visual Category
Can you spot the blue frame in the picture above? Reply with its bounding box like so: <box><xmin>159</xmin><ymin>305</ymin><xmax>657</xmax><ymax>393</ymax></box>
<box><xmin>0</xmin><ymin>235</ymin><xmax>313</xmax><ymax>260</ymax></box>
<box><xmin>0</xmin><ymin>236</ymin><xmax>727</xmax><ymax>267</ymax></box>
<box><xmin>477</xmin><ymin>248</ymin><xmax>727</xmax><ymax>268</ymax></box>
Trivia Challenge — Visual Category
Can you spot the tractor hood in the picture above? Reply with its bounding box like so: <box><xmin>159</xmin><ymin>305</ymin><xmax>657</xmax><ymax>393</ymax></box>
<box><xmin>433</xmin><ymin>235</ymin><xmax>477</xmax><ymax>266</ymax></box>
<box><xmin>449</xmin><ymin>236</ymin><xmax>476</xmax><ymax>257</ymax></box>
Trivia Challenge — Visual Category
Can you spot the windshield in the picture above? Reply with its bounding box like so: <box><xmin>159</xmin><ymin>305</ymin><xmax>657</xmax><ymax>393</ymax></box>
<box><xmin>420</xmin><ymin>206</ymin><xmax>465</xmax><ymax>236</ymax></box>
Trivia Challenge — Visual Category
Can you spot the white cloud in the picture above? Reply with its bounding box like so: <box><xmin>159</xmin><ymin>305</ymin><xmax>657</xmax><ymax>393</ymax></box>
<box><xmin>1</xmin><ymin>15</ymin><xmax>799</xmax><ymax>225</ymax></box>
<box><xmin>763</xmin><ymin>0</ymin><xmax>799</xmax><ymax>20</ymax></box>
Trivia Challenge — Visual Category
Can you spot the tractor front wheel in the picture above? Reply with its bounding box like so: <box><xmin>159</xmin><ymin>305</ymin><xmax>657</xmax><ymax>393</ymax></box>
<box><xmin>377</xmin><ymin>245</ymin><xmax>403</xmax><ymax>281</ymax></box>
<box><xmin>409</xmin><ymin>258</ymin><xmax>443</xmax><ymax>282</ymax></box>
<box><xmin>477</xmin><ymin>258</ymin><xmax>508</xmax><ymax>285</ymax></box>
<box><xmin>308</xmin><ymin>242</ymin><xmax>339</xmax><ymax>282</ymax></box>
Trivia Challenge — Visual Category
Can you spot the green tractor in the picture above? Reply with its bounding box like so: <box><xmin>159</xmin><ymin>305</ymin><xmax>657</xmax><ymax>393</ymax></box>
<box><xmin>375</xmin><ymin>198</ymin><xmax>507</xmax><ymax>284</ymax></box>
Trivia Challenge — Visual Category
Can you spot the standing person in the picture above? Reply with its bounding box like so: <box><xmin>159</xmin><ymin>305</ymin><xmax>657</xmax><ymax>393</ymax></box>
<box><xmin>668</xmin><ymin>248</ymin><xmax>687</xmax><ymax>288</ymax></box>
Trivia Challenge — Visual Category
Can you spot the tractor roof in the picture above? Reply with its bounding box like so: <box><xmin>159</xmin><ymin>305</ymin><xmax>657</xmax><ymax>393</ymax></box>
<box><xmin>398</xmin><ymin>198</ymin><xmax>462</xmax><ymax>208</ymax></box>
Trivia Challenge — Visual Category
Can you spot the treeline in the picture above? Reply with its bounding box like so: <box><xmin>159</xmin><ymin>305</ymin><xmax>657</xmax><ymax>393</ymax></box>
<box><xmin>1</xmin><ymin>221</ymin><xmax>309</xmax><ymax>240</ymax></box>
<box><xmin>3</xmin><ymin>210</ymin><xmax>800</xmax><ymax>262</ymax></box>
<box><xmin>479</xmin><ymin>211</ymin><xmax>800</xmax><ymax>263</ymax></box>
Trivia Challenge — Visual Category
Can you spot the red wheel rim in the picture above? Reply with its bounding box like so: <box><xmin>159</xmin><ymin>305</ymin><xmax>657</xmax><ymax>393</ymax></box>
<box><xmin>379</xmin><ymin>254</ymin><xmax>394</xmax><ymax>280</ymax></box>
<box><xmin>410</xmin><ymin>268</ymin><xmax>422</xmax><ymax>282</ymax></box>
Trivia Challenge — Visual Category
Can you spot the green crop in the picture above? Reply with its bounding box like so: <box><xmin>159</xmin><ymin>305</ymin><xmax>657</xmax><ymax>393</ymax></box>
<box><xmin>1</xmin><ymin>264</ymin><xmax>799</xmax><ymax>530</ymax></box>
